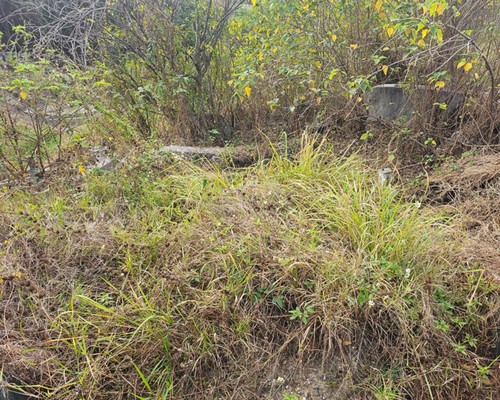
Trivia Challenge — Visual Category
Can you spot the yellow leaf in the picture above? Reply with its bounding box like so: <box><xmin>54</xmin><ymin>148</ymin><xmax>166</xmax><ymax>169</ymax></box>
<box><xmin>328</xmin><ymin>69</ymin><xmax>339</xmax><ymax>79</ymax></box>
<box><xmin>386</xmin><ymin>27</ymin><xmax>394</xmax><ymax>37</ymax></box>
<box><xmin>417</xmin><ymin>39</ymin><xmax>425</xmax><ymax>48</ymax></box>
<box><xmin>375</xmin><ymin>0</ymin><xmax>383</xmax><ymax>13</ymax></box>
<box><xmin>456</xmin><ymin>60</ymin><xmax>466</xmax><ymax>69</ymax></box>
<box><xmin>436</xmin><ymin>28</ymin><xmax>443</xmax><ymax>44</ymax></box>
<box><xmin>350</xmin><ymin>43</ymin><xmax>358</xmax><ymax>50</ymax></box>
<box><xmin>357</xmin><ymin>97</ymin><xmax>363</xmax><ymax>103</ymax></box>
<box><xmin>20</xmin><ymin>90</ymin><xmax>27</xmax><ymax>100</ymax></box>
<box><xmin>251</xmin><ymin>0</ymin><xmax>257</xmax><ymax>6</ymax></box>
<box><xmin>463</xmin><ymin>62</ymin><xmax>473</xmax><ymax>72</ymax></box>
<box><xmin>315</xmin><ymin>61</ymin><xmax>322</xmax><ymax>69</ymax></box>
<box><xmin>436</xmin><ymin>3</ymin><xmax>445</xmax><ymax>15</ymax></box>
<box><xmin>429</xmin><ymin>3</ymin><xmax>437</xmax><ymax>16</ymax></box>
<box><xmin>474</xmin><ymin>73</ymin><xmax>479</xmax><ymax>80</ymax></box>
<box><xmin>435</xmin><ymin>81</ymin><xmax>445</xmax><ymax>89</ymax></box>
<box><xmin>422</xmin><ymin>5</ymin><xmax>427</xmax><ymax>14</ymax></box>
<box><xmin>78</xmin><ymin>165</ymin><xmax>87</xmax><ymax>175</ymax></box>
<box><xmin>331</xmin><ymin>34</ymin><xmax>337</xmax><ymax>42</ymax></box>
<box><xmin>244</xmin><ymin>86</ymin><xmax>252</xmax><ymax>97</ymax></box>
<box><xmin>316</xmin><ymin>97</ymin><xmax>322</xmax><ymax>105</ymax></box>
<box><xmin>421</xmin><ymin>29</ymin><xmax>429</xmax><ymax>39</ymax></box>
<box><xmin>258</xmin><ymin>53</ymin><xmax>264</xmax><ymax>61</ymax></box>
<box><xmin>382</xmin><ymin>65</ymin><xmax>389</xmax><ymax>76</ymax></box>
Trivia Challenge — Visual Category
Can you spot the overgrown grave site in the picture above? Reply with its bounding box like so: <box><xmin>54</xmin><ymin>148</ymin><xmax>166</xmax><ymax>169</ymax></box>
<box><xmin>1</xmin><ymin>1</ymin><xmax>499</xmax><ymax>399</ymax></box>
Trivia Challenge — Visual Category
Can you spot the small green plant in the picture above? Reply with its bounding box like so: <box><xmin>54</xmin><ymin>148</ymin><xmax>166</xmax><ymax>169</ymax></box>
<box><xmin>434</xmin><ymin>319</ymin><xmax>450</xmax><ymax>332</ymax></box>
<box><xmin>374</xmin><ymin>387</ymin><xmax>399</xmax><ymax>400</ymax></box>
<box><xmin>452</xmin><ymin>342</ymin><xmax>468</xmax><ymax>355</ymax></box>
<box><xmin>424</xmin><ymin>137</ymin><xmax>437</xmax><ymax>146</ymax></box>
<box><xmin>360</xmin><ymin>131</ymin><xmax>374</xmax><ymax>141</ymax></box>
<box><xmin>476</xmin><ymin>359</ymin><xmax>497</xmax><ymax>380</ymax></box>
<box><xmin>289</xmin><ymin>304</ymin><xmax>314</xmax><ymax>324</ymax></box>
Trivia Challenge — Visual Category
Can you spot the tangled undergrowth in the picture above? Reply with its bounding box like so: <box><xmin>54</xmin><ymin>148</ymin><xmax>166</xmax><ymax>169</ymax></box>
<box><xmin>1</xmin><ymin>137</ymin><xmax>498</xmax><ymax>399</ymax></box>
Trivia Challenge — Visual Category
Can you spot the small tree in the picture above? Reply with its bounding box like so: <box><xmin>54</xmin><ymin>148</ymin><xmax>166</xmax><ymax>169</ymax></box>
<box><xmin>96</xmin><ymin>0</ymin><xmax>245</xmax><ymax>142</ymax></box>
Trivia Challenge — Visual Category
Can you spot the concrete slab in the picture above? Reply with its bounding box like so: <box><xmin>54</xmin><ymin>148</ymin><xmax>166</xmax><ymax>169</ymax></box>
<box><xmin>367</xmin><ymin>84</ymin><xmax>464</xmax><ymax>124</ymax></box>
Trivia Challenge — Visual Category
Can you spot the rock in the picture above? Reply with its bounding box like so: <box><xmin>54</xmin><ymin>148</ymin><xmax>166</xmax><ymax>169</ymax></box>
<box><xmin>159</xmin><ymin>145</ymin><xmax>226</xmax><ymax>158</ymax></box>
<box><xmin>158</xmin><ymin>145</ymin><xmax>258</xmax><ymax>166</ymax></box>
<box><xmin>378</xmin><ymin>168</ymin><xmax>393</xmax><ymax>186</ymax></box>
<box><xmin>89</xmin><ymin>146</ymin><xmax>115</xmax><ymax>170</ymax></box>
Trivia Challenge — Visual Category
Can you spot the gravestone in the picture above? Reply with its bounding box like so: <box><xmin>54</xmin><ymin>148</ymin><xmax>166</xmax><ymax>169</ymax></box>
<box><xmin>367</xmin><ymin>84</ymin><xmax>464</xmax><ymax>124</ymax></box>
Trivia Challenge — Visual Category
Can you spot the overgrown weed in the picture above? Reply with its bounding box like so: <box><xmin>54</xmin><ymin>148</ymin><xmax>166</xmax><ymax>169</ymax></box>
<box><xmin>0</xmin><ymin>136</ymin><xmax>498</xmax><ymax>399</ymax></box>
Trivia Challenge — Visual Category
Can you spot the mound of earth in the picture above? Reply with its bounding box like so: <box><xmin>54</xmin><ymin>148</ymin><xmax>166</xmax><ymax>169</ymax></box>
<box><xmin>426</xmin><ymin>153</ymin><xmax>500</xmax><ymax>281</ymax></box>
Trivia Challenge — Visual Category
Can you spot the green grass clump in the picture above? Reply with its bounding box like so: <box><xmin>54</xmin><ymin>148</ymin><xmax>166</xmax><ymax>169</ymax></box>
<box><xmin>0</xmin><ymin>137</ymin><xmax>498</xmax><ymax>399</ymax></box>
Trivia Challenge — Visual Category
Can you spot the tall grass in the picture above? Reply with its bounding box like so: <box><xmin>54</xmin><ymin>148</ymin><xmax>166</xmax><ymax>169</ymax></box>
<box><xmin>0</xmin><ymin>136</ymin><xmax>497</xmax><ymax>399</ymax></box>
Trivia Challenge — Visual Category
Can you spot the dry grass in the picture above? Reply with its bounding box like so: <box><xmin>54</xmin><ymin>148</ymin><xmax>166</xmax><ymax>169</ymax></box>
<box><xmin>0</xmin><ymin>137</ymin><xmax>498</xmax><ymax>399</ymax></box>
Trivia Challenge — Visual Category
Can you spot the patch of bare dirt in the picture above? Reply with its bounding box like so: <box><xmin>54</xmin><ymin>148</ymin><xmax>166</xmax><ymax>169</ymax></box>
<box><xmin>261</xmin><ymin>358</ymin><xmax>348</xmax><ymax>400</ymax></box>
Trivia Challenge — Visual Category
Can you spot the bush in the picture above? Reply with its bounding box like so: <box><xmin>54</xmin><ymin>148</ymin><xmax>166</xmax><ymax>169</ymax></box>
<box><xmin>0</xmin><ymin>42</ymin><xmax>92</xmax><ymax>180</ymax></box>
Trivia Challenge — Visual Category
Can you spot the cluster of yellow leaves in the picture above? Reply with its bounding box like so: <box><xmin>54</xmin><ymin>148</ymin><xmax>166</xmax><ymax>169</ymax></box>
<box><xmin>426</xmin><ymin>2</ymin><xmax>446</xmax><ymax>17</ymax></box>
<box><xmin>434</xmin><ymin>81</ymin><xmax>446</xmax><ymax>89</ymax></box>
<box><xmin>457</xmin><ymin>59</ymin><xmax>478</xmax><ymax>73</ymax></box>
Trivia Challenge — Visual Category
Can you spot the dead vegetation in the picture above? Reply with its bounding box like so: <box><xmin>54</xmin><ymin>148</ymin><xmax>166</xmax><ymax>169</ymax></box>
<box><xmin>426</xmin><ymin>153</ymin><xmax>500</xmax><ymax>280</ymax></box>
<box><xmin>1</xmin><ymin>139</ymin><xmax>498</xmax><ymax>399</ymax></box>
